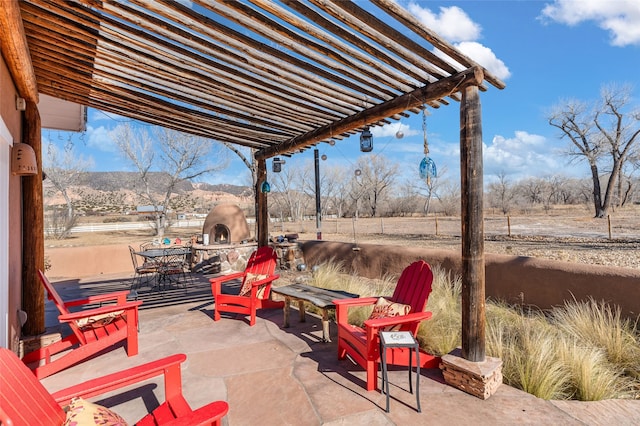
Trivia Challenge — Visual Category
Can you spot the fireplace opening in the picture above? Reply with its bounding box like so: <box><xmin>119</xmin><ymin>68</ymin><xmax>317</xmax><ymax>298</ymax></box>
<box><xmin>214</xmin><ymin>224</ymin><xmax>230</xmax><ymax>243</ymax></box>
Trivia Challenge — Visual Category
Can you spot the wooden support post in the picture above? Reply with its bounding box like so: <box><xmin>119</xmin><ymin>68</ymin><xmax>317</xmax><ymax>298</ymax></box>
<box><xmin>460</xmin><ymin>85</ymin><xmax>485</xmax><ymax>363</ymax></box>
<box><xmin>22</xmin><ymin>101</ymin><xmax>45</xmax><ymax>336</ymax></box>
<box><xmin>256</xmin><ymin>158</ymin><xmax>269</xmax><ymax>247</ymax></box>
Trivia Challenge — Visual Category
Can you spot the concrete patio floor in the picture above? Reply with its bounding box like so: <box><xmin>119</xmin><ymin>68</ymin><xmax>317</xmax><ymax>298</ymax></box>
<box><xmin>39</xmin><ymin>272</ymin><xmax>640</xmax><ymax>425</ymax></box>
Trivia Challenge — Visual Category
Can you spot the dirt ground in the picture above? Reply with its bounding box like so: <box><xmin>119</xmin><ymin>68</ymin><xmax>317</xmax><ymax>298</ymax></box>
<box><xmin>45</xmin><ymin>207</ymin><xmax>640</xmax><ymax>270</ymax></box>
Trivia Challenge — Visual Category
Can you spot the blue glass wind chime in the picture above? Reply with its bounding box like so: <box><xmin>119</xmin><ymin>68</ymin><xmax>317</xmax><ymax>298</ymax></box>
<box><xmin>418</xmin><ymin>109</ymin><xmax>437</xmax><ymax>185</ymax></box>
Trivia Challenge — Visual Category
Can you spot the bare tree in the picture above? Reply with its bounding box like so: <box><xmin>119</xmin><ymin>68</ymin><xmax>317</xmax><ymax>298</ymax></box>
<box><xmin>270</xmin><ymin>166</ymin><xmax>308</xmax><ymax>221</ymax></box>
<box><xmin>42</xmin><ymin>139</ymin><xmax>94</xmax><ymax>238</ymax></box>
<box><xmin>487</xmin><ymin>172</ymin><xmax>515</xmax><ymax>214</ymax></box>
<box><xmin>113</xmin><ymin>123</ymin><xmax>228</xmax><ymax>236</ymax></box>
<box><xmin>321</xmin><ymin>165</ymin><xmax>349</xmax><ymax>218</ymax></box>
<box><xmin>298</xmin><ymin>161</ymin><xmax>348</xmax><ymax>218</ymax></box>
<box><xmin>433</xmin><ymin>179</ymin><xmax>460</xmax><ymax>216</ymax></box>
<box><xmin>351</xmin><ymin>155</ymin><xmax>398</xmax><ymax>217</ymax></box>
<box><xmin>548</xmin><ymin>84</ymin><xmax>640</xmax><ymax>217</ymax></box>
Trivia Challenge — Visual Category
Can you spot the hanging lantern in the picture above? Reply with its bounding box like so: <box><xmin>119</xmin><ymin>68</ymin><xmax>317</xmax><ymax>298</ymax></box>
<box><xmin>395</xmin><ymin>129</ymin><xmax>404</xmax><ymax>139</ymax></box>
<box><xmin>359</xmin><ymin>126</ymin><xmax>373</xmax><ymax>152</ymax></box>
<box><xmin>354</xmin><ymin>169</ymin><xmax>362</xmax><ymax>177</ymax></box>
<box><xmin>329</xmin><ymin>140</ymin><xmax>336</xmax><ymax>146</ymax></box>
<box><xmin>272</xmin><ymin>157</ymin><xmax>285</xmax><ymax>173</ymax></box>
<box><xmin>260</xmin><ymin>181</ymin><xmax>271</xmax><ymax>193</ymax></box>
<box><xmin>321</xmin><ymin>154</ymin><xmax>327</xmax><ymax>161</ymax></box>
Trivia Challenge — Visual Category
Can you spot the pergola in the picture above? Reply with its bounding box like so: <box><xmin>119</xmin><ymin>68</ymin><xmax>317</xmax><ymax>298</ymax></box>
<box><xmin>1</xmin><ymin>0</ymin><xmax>504</xmax><ymax>364</ymax></box>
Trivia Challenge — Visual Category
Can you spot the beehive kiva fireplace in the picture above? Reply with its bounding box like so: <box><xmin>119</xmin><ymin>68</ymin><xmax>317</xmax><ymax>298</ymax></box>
<box><xmin>202</xmin><ymin>204</ymin><xmax>252</xmax><ymax>244</ymax></box>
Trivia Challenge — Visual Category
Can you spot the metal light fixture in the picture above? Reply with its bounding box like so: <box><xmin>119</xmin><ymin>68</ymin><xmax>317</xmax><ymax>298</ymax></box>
<box><xmin>11</xmin><ymin>143</ymin><xmax>38</xmax><ymax>176</ymax></box>
<box><xmin>359</xmin><ymin>126</ymin><xmax>373</xmax><ymax>152</ymax></box>
<box><xmin>272</xmin><ymin>157</ymin><xmax>285</xmax><ymax>173</ymax></box>
<box><xmin>260</xmin><ymin>181</ymin><xmax>271</xmax><ymax>193</ymax></box>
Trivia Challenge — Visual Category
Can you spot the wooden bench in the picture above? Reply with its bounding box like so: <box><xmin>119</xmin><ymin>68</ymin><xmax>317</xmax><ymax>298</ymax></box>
<box><xmin>271</xmin><ymin>283</ymin><xmax>358</xmax><ymax>342</ymax></box>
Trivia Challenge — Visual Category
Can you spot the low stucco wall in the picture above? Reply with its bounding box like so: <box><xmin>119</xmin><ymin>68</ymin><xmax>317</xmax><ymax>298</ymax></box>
<box><xmin>45</xmin><ymin>243</ymin><xmax>260</xmax><ymax>279</ymax></box>
<box><xmin>300</xmin><ymin>241</ymin><xmax>640</xmax><ymax>319</ymax></box>
<box><xmin>46</xmin><ymin>244</ymin><xmax>134</xmax><ymax>279</ymax></box>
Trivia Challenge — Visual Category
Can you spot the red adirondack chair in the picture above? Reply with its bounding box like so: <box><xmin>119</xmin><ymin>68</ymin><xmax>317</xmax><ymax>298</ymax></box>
<box><xmin>333</xmin><ymin>260</ymin><xmax>440</xmax><ymax>391</ymax></box>
<box><xmin>210</xmin><ymin>246</ymin><xmax>284</xmax><ymax>326</ymax></box>
<box><xmin>0</xmin><ymin>347</ymin><xmax>229</xmax><ymax>425</ymax></box>
<box><xmin>21</xmin><ymin>270</ymin><xmax>142</xmax><ymax>379</ymax></box>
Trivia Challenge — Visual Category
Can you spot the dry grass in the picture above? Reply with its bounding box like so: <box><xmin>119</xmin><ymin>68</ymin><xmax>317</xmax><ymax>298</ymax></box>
<box><xmin>308</xmin><ymin>260</ymin><xmax>640</xmax><ymax>401</ymax></box>
<box><xmin>418</xmin><ymin>266</ymin><xmax>462</xmax><ymax>355</ymax></box>
<box><xmin>551</xmin><ymin>297</ymin><xmax>640</xmax><ymax>378</ymax></box>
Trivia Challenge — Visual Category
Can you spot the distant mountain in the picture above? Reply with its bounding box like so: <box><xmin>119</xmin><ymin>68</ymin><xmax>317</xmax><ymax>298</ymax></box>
<box><xmin>193</xmin><ymin>182</ymin><xmax>253</xmax><ymax>197</ymax></box>
<box><xmin>45</xmin><ymin>172</ymin><xmax>254</xmax><ymax>215</ymax></box>
<box><xmin>76</xmin><ymin>172</ymin><xmax>251</xmax><ymax>196</ymax></box>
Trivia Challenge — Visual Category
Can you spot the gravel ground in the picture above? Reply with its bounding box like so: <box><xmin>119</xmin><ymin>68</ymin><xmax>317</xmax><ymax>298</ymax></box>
<box><xmin>295</xmin><ymin>227</ymin><xmax>640</xmax><ymax>270</ymax></box>
<box><xmin>282</xmin><ymin>211</ymin><xmax>640</xmax><ymax>270</ymax></box>
<box><xmin>47</xmin><ymin>211</ymin><xmax>640</xmax><ymax>270</ymax></box>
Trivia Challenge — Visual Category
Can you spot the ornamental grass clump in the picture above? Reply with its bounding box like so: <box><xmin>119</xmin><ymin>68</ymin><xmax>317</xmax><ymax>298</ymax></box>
<box><xmin>417</xmin><ymin>266</ymin><xmax>461</xmax><ymax>356</ymax></box>
<box><xmin>303</xmin><ymin>260</ymin><xmax>640</xmax><ymax>400</ymax></box>
<box><xmin>551</xmin><ymin>297</ymin><xmax>640</xmax><ymax>380</ymax></box>
<box><xmin>557</xmin><ymin>340</ymin><xmax>632</xmax><ymax>401</ymax></box>
<box><xmin>489</xmin><ymin>308</ymin><xmax>570</xmax><ymax>400</ymax></box>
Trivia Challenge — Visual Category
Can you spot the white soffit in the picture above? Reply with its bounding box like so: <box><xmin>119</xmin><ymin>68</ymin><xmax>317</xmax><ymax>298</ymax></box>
<box><xmin>39</xmin><ymin>94</ymin><xmax>87</xmax><ymax>132</ymax></box>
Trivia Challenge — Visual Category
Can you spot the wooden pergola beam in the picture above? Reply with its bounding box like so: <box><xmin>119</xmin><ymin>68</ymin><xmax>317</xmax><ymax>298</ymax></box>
<box><xmin>0</xmin><ymin>0</ymin><xmax>39</xmax><ymax>103</ymax></box>
<box><xmin>256</xmin><ymin>66</ymin><xmax>483</xmax><ymax>159</ymax></box>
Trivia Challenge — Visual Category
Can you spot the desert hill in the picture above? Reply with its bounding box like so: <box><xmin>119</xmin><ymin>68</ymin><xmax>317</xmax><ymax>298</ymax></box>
<box><xmin>45</xmin><ymin>171</ymin><xmax>253</xmax><ymax>215</ymax></box>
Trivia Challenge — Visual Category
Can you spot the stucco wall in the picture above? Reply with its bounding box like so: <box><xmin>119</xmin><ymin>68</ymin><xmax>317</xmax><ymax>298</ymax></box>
<box><xmin>1</xmin><ymin>55</ymin><xmax>25</xmax><ymax>351</ymax></box>
<box><xmin>45</xmin><ymin>243</ymin><xmax>260</xmax><ymax>280</ymax></box>
<box><xmin>300</xmin><ymin>241</ymin><xmax>640</xmax><ymax>319</ymax></box>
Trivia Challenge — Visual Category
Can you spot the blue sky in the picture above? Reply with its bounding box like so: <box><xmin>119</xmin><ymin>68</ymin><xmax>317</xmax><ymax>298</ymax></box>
<box><xmin>44</xmin><ymin>0</ymin><xmax>640</xmax><ymax>186</ymax></box>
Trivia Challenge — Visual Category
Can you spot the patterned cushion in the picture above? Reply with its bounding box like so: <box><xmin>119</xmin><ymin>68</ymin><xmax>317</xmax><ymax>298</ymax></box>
<box><xmin>76</xmin><ymin>310</ymin><xmax>124</xmax><ymax>329</ymax></box>
<box><xmin>238</xmin><ymin>273</ymin><xmax>268</xmax><ymax>297</ymax></box>
<box><xmin>368</xmin><ymin>297</ymin><xmax>411</xmax><ymax>331</ymax></box>
<box><xmin>64</xmin><ymin>397</ymin><xmax>129</xmax><ymax>426</ymax></box>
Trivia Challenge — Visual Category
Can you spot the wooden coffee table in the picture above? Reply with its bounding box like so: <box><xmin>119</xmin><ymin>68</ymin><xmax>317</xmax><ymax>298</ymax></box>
<box><xmin>271</xmin><ymin>283</ymin><xmax>358</xmax><ymax>342</ymax></box>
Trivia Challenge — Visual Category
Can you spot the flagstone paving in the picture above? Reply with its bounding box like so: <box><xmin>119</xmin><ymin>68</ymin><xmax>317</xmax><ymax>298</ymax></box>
<box><xmin>39</xmin><ymin>273</ymin><xmax>639</xmax><ymax>425</ymax></box>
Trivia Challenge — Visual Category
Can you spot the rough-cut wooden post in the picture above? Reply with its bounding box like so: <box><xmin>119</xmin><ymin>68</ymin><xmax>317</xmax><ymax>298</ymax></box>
<box><xmin>441</xmin><ymin>82</ymin><xmax>500</xmax><ymax>401</ymax></box>
<box><xmin>256</xmin><ymin>158</ymin><xmax>269</xmax><ymax>247</ymax></box>
<box><xmin>460</xmin><ymin>85</ymin><xmax>485</xmax><ymax>362</ymax></box>
<box><xmin>22</xmin><ymin>101</ymin><xmax>45</xmax><ymax>336</ymax></box>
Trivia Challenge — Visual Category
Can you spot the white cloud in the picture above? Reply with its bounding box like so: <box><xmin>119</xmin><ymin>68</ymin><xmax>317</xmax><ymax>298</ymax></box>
<box><xmin>483</xmin><ymin>131</ymin><xmax>570</xmax><ymax>179</ymax></box>
<box><xmin>408</xmin><ymin>3</ymin><xmax>511</xmax><ymax>80</ymax></box>
<box><xmin>86</xmin><ymin>125</ymin><xmax>118</xmax><ymax>152</ymax></box>
<box><xmin>373</xmin><ymin>122</ymin><xmax>419</xmax><ymax>138</ymax></box>
<box><xmin>407</xmin><ymin>3</ymin><xmax>481</xmax><ymax>42</ymax></box>
<box><xmin>540</xmin><ymin>0</ymin><xmax>640</xmax><ymax>46</ymax></box>
<box><xmin>455</xmin><ymin>42</ymin><xmax>511</xmax><ymax>80</ymax></box>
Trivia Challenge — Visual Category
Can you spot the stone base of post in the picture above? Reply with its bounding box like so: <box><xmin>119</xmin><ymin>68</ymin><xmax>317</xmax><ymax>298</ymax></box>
<box><xmin>440</xmin><ymin>347</ymin><xmax>503</xmax><ymax>400</ymax></box>
<box><xmin>19</xmin><ymin>329</ymin><xmax>62</xmax><ymax>358</ymax></box>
